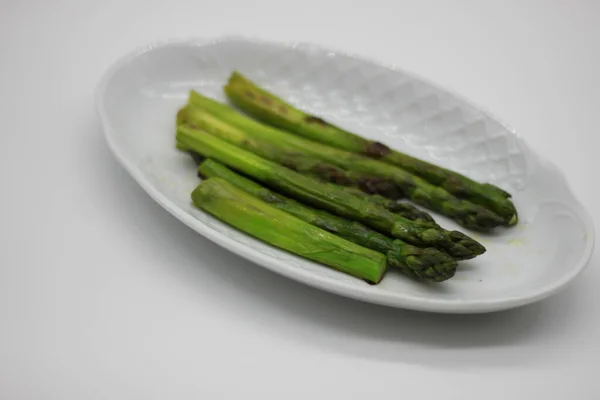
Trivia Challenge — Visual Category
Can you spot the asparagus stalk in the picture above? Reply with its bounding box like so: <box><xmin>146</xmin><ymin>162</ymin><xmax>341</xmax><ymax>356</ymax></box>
<box><xmin>182</xmin><ymin>107</ymin><xmax>419</xmax><ymax>220</ymax></box>
<box><xmin>292</xmin><ymin>170</ymin><xmax>485</xmax><ymax>260</ymax></box>
<box><xmin>182</xmin><ymin>118</ymin><xmax>444</xmax><ymax>236</ymax></box>
<box><xmin>186</xmin><ymin>91</ymin><xmax>508</xmax><ymax>230</ymax></box>
<box><xmin>178</xmin><ymin>107</ymin><xmax>485</xmax><ymax>259</ymax></box>
<box><xmin>177</xmin><ymin>124</ymin><xmax>457</xmax><ymax>250</ymax></box>
<box><xmin>225</xmin><ymin>71</ymin><xmax>517</xmax><ymax>222</ymax></box>
<box><xmin>336</xmin><ymin>187</ymin><xmax>434</xmax><ymax>223</ymax></box>
<box><xmin>193</xmin><ymin>178</ymin><xmax>386</xmax><ymax>283</ymax></box>
<box><xmin>198</xmin><ymin>159</ymin><xmax>457</xmax><ymax>281</ymax></box>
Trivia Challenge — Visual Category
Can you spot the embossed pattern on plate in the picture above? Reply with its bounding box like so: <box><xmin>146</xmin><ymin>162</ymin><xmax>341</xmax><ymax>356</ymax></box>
<box><xmin>96</xmin><ymin>37</ymin><xmax>594</xmax><ymax>313</ymax></box>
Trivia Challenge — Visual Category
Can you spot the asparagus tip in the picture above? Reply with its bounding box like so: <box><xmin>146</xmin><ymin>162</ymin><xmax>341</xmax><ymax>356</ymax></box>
<box><xmin>447</xmin><ymin>230</ymin><xmax>486</xmax><ymax>260</ymax></box>
<box><xmin>421</xmin><ymin>228</ymin><xmax>451</xmax><ymax>247</ymax></box>
<box><xmin>393</xmin><ymin>244</ymin><xmax>458</xmax><ymax>282</ymax></box>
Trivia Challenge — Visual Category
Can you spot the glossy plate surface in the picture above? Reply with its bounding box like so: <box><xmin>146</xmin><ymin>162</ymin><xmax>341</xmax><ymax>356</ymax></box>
<box><xmin>96</xmin><ymin>37</ymin><xmax>594</xmax><ymax>313</ymax></box>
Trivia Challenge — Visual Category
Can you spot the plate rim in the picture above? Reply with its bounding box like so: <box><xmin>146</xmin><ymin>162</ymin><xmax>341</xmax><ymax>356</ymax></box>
<box><xmin>95</xmin><ymin>36</ymin><xmax>595</xmax><ymax>313</ymax></box>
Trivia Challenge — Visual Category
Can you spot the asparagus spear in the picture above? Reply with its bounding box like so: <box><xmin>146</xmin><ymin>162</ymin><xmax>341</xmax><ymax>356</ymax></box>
<box><xmin>225</xmin><ymin>71</ymin><xmax>517</xmax><ymax>222</ymax></box>
<box><xmin>198</xmin><ymin>159</ymin><xmax>458</xmax><ymax>281</ymax></box>
<box><xmin>335</xmin><ymin>187</ymin><xmax>434</xmax><ymax>223</ymax></box>
<box><xmin>181</xmin><ymin>124</ymin><xmax>485</xmax><ymax>260</ymax></box>
<box><xmin>177</xmin><ymin>124</ymin><xmax>457</xmax><ymax>250</ymax></box>
<box><xmin>179</xmin><ymin>100</ymin><xmax>504</xmax><ymax>231</ymax></box>
<box><xmin>193</xmin><ymin>178</ymin><xmax>386</xmax><ymax>283</ymax></box>
<box><xmin>179</xmin><ymin>107</ymin><xmax>484</xmax><ymax>259</ymax></box>
<box><xmin>182</xmin><ymin>107</ymin><xmax>419</xmax><ymax>221</ymax></box>
<box><xmin>260</xmin><ymin>150</ymin><xmax>436</xmax><ymax>223</ymax></box>
<box><xmin>291</xmin><ymin>170</ymin><xmax>485</xmax><ymax>260</ymax></box>
<box><xmin>187</xmin><ymin>92</ymin><xmax>508</xmax><ymax>229</ymax></box>
<box><xmin>181</xmin><ymin>115</ymin><xmax>449</xmax><ymax>240</ymax></box>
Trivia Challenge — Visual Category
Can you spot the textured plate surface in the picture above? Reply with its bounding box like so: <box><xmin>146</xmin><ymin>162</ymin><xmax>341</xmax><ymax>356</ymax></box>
<box><xmin>96</xmin><ymin>37</ymin><xmax>594</xmax><ymax>313</ymax></box>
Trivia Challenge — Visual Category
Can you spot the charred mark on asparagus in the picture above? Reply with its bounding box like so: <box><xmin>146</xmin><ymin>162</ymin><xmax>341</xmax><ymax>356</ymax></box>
<box><xmin>312</xmin><ymin>164</ymin><xmax>355</xmax><ymax>185</ymax></box>
<box><xmin>305</xmin><ymin>115</ymin><xmax>330</xmax><ymax>125</ymax></box>
<box><xmin>364</xmin><ymin>141</ymin><xmax>392</xmax><ymax>158</ymax></box>
<box><xmin>259</xmin><ymin>95</ymin><xmax>272</xmax><ymax>105</ymax></box>
<box><xmin>358</xmin><ymin>176</ymin><xmax>405</xmax><ymax>199</ymax></box>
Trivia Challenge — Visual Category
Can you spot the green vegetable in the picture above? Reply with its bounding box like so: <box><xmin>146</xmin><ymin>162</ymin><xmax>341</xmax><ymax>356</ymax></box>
<box><xmin>192</xmin><ymin>178</ymin><xmax>386</xmax><ymax>283</ymax></box>
<box><xmin>187</xmin><ymin>90</ymin><xmax>507</xmax><ymax>230</ymax></box>
<box><xmin>183</xmin><ymin>105</ymin><xmax>417</xmax><ymax>220</ymax></box>
<box><xmin>308</xmin><ymin>181</ymin><xmax>485</xmax><ymax>260</ymax></box>
<box><xmin>332</xmin><ymin>185</ymin><xmax>435</xmax><ymax>224</ymax></box>
<box><xmin>198</xmin><ymin>159</ymin><xmax>458</xmax><ymax>281</ymax></box>
<box><xmin>280</xmin><ymin>158</ymin><xmax>484</xmax><ymax>251</ymax></box>
<box><xmin>178</xmin><ymin>107</ymin><xmax>484</xmax><ymax>259</ymax></box>
<box><xmin>224</xmin><ymin>71</ymin><xmax>517</xmax><ymax>225</ymax></box>
<box><xmin>177</xmin><ymin>124</ymin><xmax>454</xmax><ymax>250</ymax></box>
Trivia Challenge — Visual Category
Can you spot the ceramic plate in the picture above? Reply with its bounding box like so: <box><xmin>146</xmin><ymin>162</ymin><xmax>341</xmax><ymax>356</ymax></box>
<box><xmin>96</xmin><ymin>37</ymin><xmax>594</xmax><ymax>313</ymax></box>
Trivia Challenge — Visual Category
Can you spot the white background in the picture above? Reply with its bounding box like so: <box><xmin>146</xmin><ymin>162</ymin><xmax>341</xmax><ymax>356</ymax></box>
<box><xmin>1</xmin><ymin>0</ymin><xmax>599</xmax><ymax>398</ymax></box>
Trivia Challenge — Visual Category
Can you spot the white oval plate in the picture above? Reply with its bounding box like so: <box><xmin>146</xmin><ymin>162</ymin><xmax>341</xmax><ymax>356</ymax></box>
<box><xmin>96</xmin><ymin>37</ymin><xmax>594</xmax><ymax>313</ymax></box>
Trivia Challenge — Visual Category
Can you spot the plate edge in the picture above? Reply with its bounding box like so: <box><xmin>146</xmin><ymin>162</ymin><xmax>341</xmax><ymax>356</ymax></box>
<box><xmin>94</xmin><ymin>36</ymin><xmax>596</xmax><ymax>314</ymax></box>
